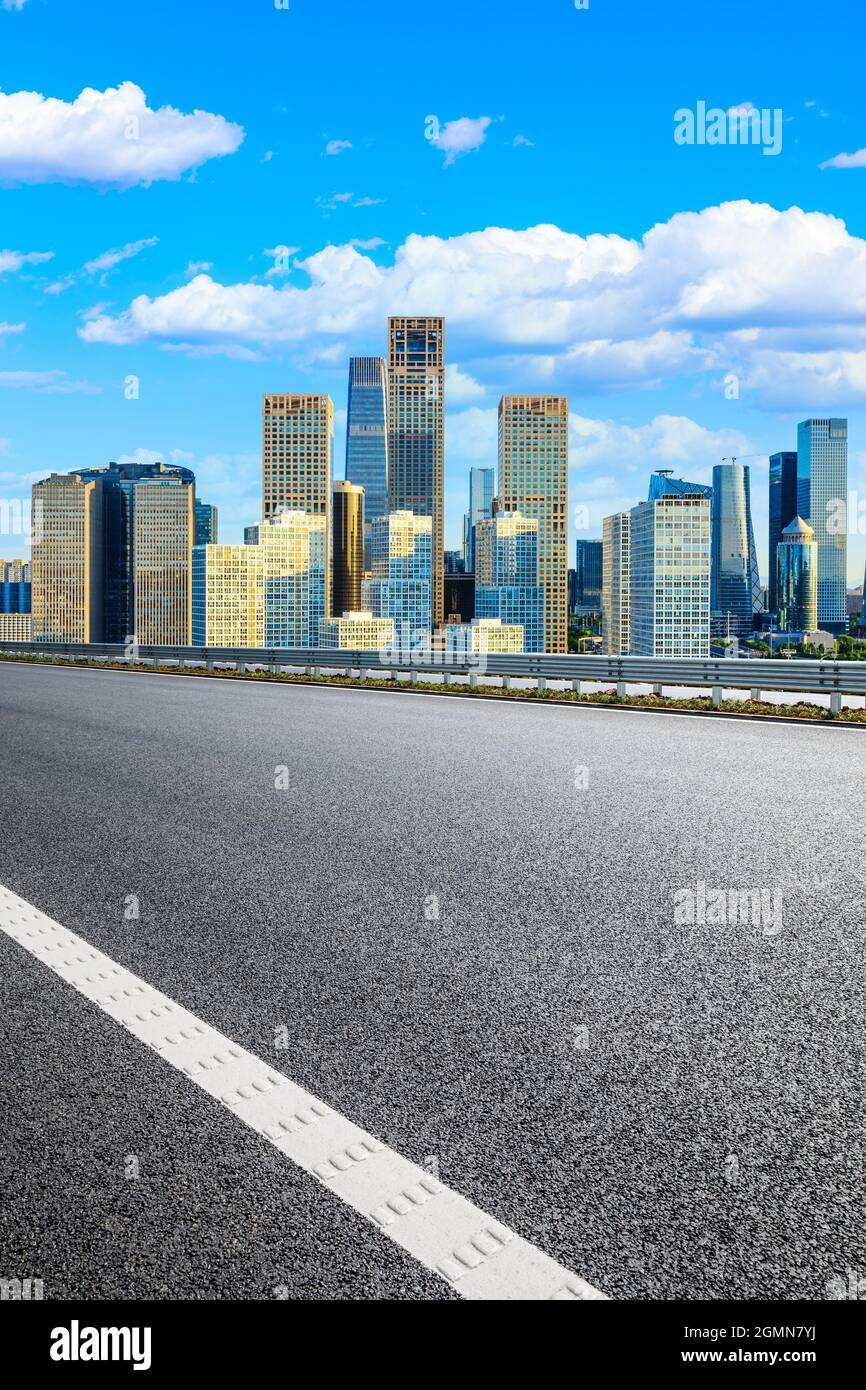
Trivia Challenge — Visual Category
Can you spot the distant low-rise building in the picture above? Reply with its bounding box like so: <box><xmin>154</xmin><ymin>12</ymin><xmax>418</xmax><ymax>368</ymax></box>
<box><xmin>318</xmin><ymin>610</ymin><xmax>394</xmax><ymax>650</ymax></box>
<box><xmin>445</xmin><ymin>616</ymin><xmax>524</xmax><ymax>655</ymax></box>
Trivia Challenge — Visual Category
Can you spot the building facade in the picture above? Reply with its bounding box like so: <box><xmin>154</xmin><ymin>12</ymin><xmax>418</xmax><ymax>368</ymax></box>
<box><xmin>574</xmin><ymin>539</ymin><xmax>603</xmax><ymax>612</ymax></box>
<box><xmin>318</xmin><ymin>610</ymin><xmax>394</xmax><ymax>650</ymax></box>
<box><xmin>443</xmin><ymin>571</ymin><xmax>475</xmax><ymax>625</ymax></box>
<box><xmin>31</xmin><ymin>473</ymin><xmax>103</xmax><ymax>642</ymax></box>
<box><xmin>629</xmin><ymin>492</ymin><xmax>710</xmax><ymax>657</ymax></box>
<box><xmin>601</xmin><ymin>511</ymin><xmax>631</xmax><ymax>655</ymax></box>
<box><xmin>465</xmin><ymin>466</ymin><xmax>494</xmax><ymax>572</ymax></box>
<box><xmin>444</xmin><ymin>617</ymin><xmax>524</xmax><ymax>656</ymax></box>
<box><xmin>710</xmin><ymin>462</ymin><xmax>761</xmax><ymax>638</ymax></box>
<box><xmin>132</xmin><ymin>475</ymin><xmax>194</xmax><ymax>645</ymax></box>
<box><xmin>0</xmin><ymin>559</ymin><xmax>31</xmax><ymax>615</ymax></box>
<box><xmin>768</xmin><ymin>451</ymin><xmax>797</xmax><ymax>614</ymax></box>
<box><xmin>497</xmin><ymin>394</ymin><xmax>568</xmax><ymax>652</ymax></box>
<box><xmin>262</xmin><ymin>392</ymin><xmax>333</xmax><ymax>615</ymax></box>
<box><xmin>776</xmin><ymin>517</ymin><xmax>818</xmax><ymax>633</ymax></box>
<box><xmin>192</xmin><ymin>510</ymin><xmax>327</xmax><ymax>648</ymax></box>
<box><xmin>331</xmin><ymin>480</ymin><xmax>365</xmax><ymax>617</ymax></box>
<box><xmin>345</xmin><ymin>357</ymin><xmax>388</xmax><ymax>565</ymax></box>
<box><xmin>0</xmin><ymin>613</ymin><xmax>33</xmax><ymax>641</ymax></box>
<box><xmin>387</xmin><ymin>317</ymin><xmax>444</xmax><ymax>626</ymax></box>
<box><xmin>194</xmin><ymin>500</ymin><xmax>218</xmax><ymax>547</ymax></box>
<box><xmin>362</xmin><ymin>510</ymin><xmax>432</xmax><ymax>647</ymax></box>
<box><xmin>474</xmin><ymin>510</ymin><xmax>544</xmax><ymax>654</ymax></box>
<box><xmin>797</xmin><ymin>417</ymin><xmax>848</xmax><ymax>632</ymax></box>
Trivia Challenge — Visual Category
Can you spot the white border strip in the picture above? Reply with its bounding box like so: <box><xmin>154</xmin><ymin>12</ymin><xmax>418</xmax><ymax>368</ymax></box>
<box><xmin>0</xmin><ymin>881</ymin><xmax>607</xmax><ymax>1302</ymax></box>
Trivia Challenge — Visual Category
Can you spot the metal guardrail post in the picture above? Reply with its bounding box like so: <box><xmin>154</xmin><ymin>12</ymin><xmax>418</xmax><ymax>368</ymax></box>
<box><xmin>711</xmin><ymin>685</ymin><xmax>723</xmax><ymax>707</ymax></box>
<box><xmin>831</xmin><ymin>692</ymin><xmax>842</xmax><ymax>715</ymax></box>
<box><xmin>750</xmin><ymin>688</ymin><xmax>761</xmax><ymax>703</ymax></box>
<box><xmin>537</xmin><ymin>676</ymin><xmax>547</xmax><ymax>692</ymax></box>
<box><xmin>616</xmin><ymin>682</ymin><xmax>626</xmax><ymax>699</ymax></box>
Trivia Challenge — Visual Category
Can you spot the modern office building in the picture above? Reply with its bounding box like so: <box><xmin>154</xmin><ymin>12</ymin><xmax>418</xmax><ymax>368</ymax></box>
<box><xmin>797</xmin><ymin>418</ymin><xmax>848</xmax><ymax>632</ymax></box>
<box><xmin>498</xmin><ymin>394</ymin><xmax>568</xmax><ymax>652</ymax></box>
<box><xmin>387</xmin><ymin>317</ymin><xmax>445</xmax><ymax>626</ymax></box>
<box><xmin>443</xmin><ymin>571</ymin><xmax>475</xmax><ymax>625</ymax></box>
<box><xmin>629</xmin><ymin>491</ymin><xmax>711</xmax><ymax>657</ymax></box>
<box><xmin>0</xmin><ymin>559</ymin><xmax>31</xmax><ymax>615</ymax></box>
<box><xmin>345</xmin><ymin>357</ymin><xmax>388</xmax><ymax>565</ymax></box>
<box><xmin>444</xmin><ymin>616</ymin><xmax>524</xmax><ymax>656</ymax></box>
<box><xmin>262</xmin><ymin>392</ymin><xmax>333</xmax><ymax>614</ymax></box>
<box><xmin>132</xmin><ymin>475</ymin><xmax>195</xmax><ymax>645</ymax></box>
<box><xmin>648</xmin><ymin>470</ymin><xmax>713</xmax><ymax>501</ymax></box>
<box><xmin>31</xmin><ymin>473</ymin><xmax>104</xmax><ymax>642</ymax></box>
<box><xmin>0</xmin><ymin>613</ymin><xmax>33</xmax><ymax>641</ymax></box>
<box><xmin>444</xmin><ymin>549</ymin><xmax>465</xmax><ymax>574</ymax></box>
<box><xmin>194</xmin><ymin>500</ymin><xmax>218</xmax><ymax>547</ymax></box>
<box><xmin>66</xmin><ymin>460</ymin><xmax>197</xmax><ymax>642</ymax></box>
<box><xmin>776</xmin><ymin>517</ymin><xmax>818</xmax><ymax>633</ymax></box>
<box><xmin>574</xmin><ymin>539</ymin><xmax>603</xmax><ymax>612</ymax></box>
<box><xmin>362</xmin><ymin>510</ymin><xmax>432</xmax><ymax>647</ymax></box>
<box><xmin>465</xmin><ymin>467</ymin><xmax>494</xmax><ymax>572</ymax></box>
<box><xmin>710</xmin><ymin>462</ymin><xmax>761</xmax><ymax>638</ymax></box>
<box><xmin>474</xmin><ymin>510</ymin><xmax>544</xmax><ymax>653</ymax></box>
<box><xmin>601</xmin><ymin>511</ymin><xmax>631</xmax><ymax>655</ymax></box>
<box><xmin>193</xmin><ymin>509</ymin><xmax>327</xmax><ymax>648</ymax></box>
<box><xmin>332</xmin><ymin>480</ymin><xmax>365</xmax><ymax>617</ymax></box>
<box><xmin>318</xmin><ymin>610</ymin><xmax>394</xmax><ymax>651</ymax></box>
<box><xmin>768</xmin><ymin>451</ymin><xmax>797</xmax><ymax>614</ymax></box>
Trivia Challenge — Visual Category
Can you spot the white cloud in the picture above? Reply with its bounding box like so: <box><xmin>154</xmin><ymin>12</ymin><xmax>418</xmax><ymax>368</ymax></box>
<box><xmin>512</xmin><ymin>134</ymin><xmax>535</xmax><ymax>148</ymax></box>
<box><xmin>77</xmin><ymin>200</ymin><xmax>866</xmax><ymax>403</ymax></box>
<box><xmin>84</xmin><ymin>237</ymin><xmax>158</xmax><ymax>276</ymax></box>
<box><xmin>445</xmin><ymin>363</ymin><xmax>486</xmax><ymax>404</ymax></box>
<box><xmin>0</xmin><ymin>82</ymin><xmax>243</xmax><ymax>188</ymax></box>
<box><xmin>0</xmin><ymin>321</ymin><xmax>25</xmax><ymax>339</ymax></box>
<box><xmin>820</xmin><ymin>148</ymin><xmax>866</xmax><ymax>171</ymax></box>
<box><xmin>430</xmin><ymin>115</ymin><xmax>492</xmax><ymax>167</ymax></box>
<box><xmin>0</xmin><ymin>248</ymin><xmax>53</xmax><ymax>273</ymax></box>
<box><xmin>184</xmin><ymin>260</ymin><xmax>213</xmax><ymax>277</ymax></box>
<box><xmin>2</xmin><ymin>1</ymin><xmax>29</xmax><ymax>9</ymax></box>
<box><xmin>0</xmin><ymin>370</ymin><xmax>99</xmax><ymax>394</ymax></box>
<box><xmin>325</xmin><ymin>139</ymin><xmax>352</xmax><ymax>157</ymax></box>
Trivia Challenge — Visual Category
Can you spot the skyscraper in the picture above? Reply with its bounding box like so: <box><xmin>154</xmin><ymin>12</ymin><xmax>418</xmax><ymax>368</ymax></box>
<box><xmin>629</xmin><ymin>491</ymin><xmax>710</xmax><ymax>657</ymax></box>
<box><xmin>497</xmin><ymin>394</ymin><xmax>568</xmax><ymax>653</ymax></box>
<box><xmin>262</xmin><ymin>392</ymin><xmax>333</xmax><ymax>613</ymax></box>
<box><xmin>768</xmin><ymin>451</ymin><xmax>798</xmax><ymax>613</ymax></box>
<box><xmin>474</xmin><ymin>510</ymin><xmax>544</xmax><ymax>653</ymax></box>
<box><xmin>797</xmin><ymin>418</ymin><xmax>848</xmax><ymax>632</ymax></box>
<box><xmin>31</xmin><ymin>473</ymin><xmax>104</xmax><ymax>642</ymax></box>
<box><xmin>574</xmin><ymin>539</ymin><xmax>603</xmax><ymax>612</ymax></box>
<box><xmin>345</xmin><ymin>357</ymin><xmax>388</xmax><ymax>565</ymax></box>
<box><xmin>777</xmin><ymin>518</ymin><xmax>818</xmax><ymax>633</ymax></box>
<box><xmin>332</xmin><ymin>480</ymin><xmax>365</xmax><ymax>617</ymax></box>
<box><xmin>133</xmin><ymin>475</ymin><xmax>195</xmax><ymax>645</ymax></box>
<box><xmin>387</xmin><ymin>317</ymin><xmax>444</xmax><ymax>627</ymax></box>
<box><xmin>194</xmin><ymin>500</ymin><xmax>219</xmax><ymax>547</ymax></box>
<box><xmin>601</xmin><ymin>512</ymin><xmax>630</xmax><ymax>655</ymax></box>
<box><xmin>466</xmin><ymin>466</ymin><xmax>494</xmax><ymax>572</ymax></box>
<box><xmin>192</xmin><ymin>510</ymin><xmax>327</xmax><ymax>647</ymax></box>
<box><xmin>710</xmin><ymin>462</ymin><xmax>761</xmax><ymax>638</ymax></box>
<box><xmin>362</xmin><ymin>510</ymin><xmax>432</xmax><ymax>646</ymax></box>
<box><xmin>71</xmin><ymin>460</ymin><xmax>196</xmax><ymax>641</ymax></box>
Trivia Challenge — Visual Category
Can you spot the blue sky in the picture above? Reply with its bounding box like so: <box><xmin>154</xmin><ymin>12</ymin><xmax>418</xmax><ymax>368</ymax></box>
<box><xmin>2</xmin><ymin>0</ymin><xmax>866</xmax><ymax>582</ymax></box>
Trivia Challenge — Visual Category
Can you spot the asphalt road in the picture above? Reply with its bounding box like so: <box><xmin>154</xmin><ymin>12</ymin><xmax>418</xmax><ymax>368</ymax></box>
<box><xmin>1</xmin><ymin>661</ymin><xmax>865</xmax><ymax>1301</ymax></box>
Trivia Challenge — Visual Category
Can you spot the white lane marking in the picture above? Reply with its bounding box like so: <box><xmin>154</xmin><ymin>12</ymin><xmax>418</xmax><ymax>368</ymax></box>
<box><xmin>0</xmin><ymin>881</ymin><xmax>607</xmax><ymax>1302</ymax></box>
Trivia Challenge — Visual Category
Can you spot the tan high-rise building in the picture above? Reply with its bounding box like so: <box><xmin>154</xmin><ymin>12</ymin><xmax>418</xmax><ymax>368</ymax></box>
<box><xmin>262</xmin><ymin>392</ymin><xmax>333</xmax><ymax>613</ymax></box>
<box><xmin>132</xmin><ymin>477</ymin><xmax>194</xmax><ymax>645</ymax></box>
<box><xmin>497</xmin><ymin>395</ymin><xmax>568</xmax><ymax>653</ymax></box>
<box><xmin>31</xmin><ymin>473</ymin><xmax>104</xmax><ymax>642</ymax></box>
<box><xmin>387</xmin><ymin>317</ymin><xmax>444</xmax><ymax>628</ymax></box>
<box><xmin>602</xmin><ymin>511</ymin><xmax>631</xmax><ymax>655</ymax></box>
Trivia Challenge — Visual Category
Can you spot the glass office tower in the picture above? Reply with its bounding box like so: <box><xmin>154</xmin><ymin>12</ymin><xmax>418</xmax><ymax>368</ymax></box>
<box><xmin>777</xmin><ymin>517</ymin><xmax>818</xmax><ymax>633</ymax></box>
<box><xmin>797</xmin><ymin>418</ymin><xmax>848</xmax><ymax>632</ymax></box>
<box><xmin>465</xmin><ymin>467</ymin><xmax>494</xmax><ymax>572</ymax></box>
<box><xmin>629</xmin><ymin>492</ymin><xmax>710</xmax><ymax>657</ymax></box>
<box><xmin>711</xmin><ymin>462</ymin><xmax>761</xmax><ymax>637</ymax></box>
<box><xmin>387</xmin><ymin>318</ymin><xmax>445</xmax><ymax>625</ymax></box>
<box><xmin>768</xmin><ymin>451</ymin><xmax>797</xmax><ymax>614</ymax></box>
<box><xmin>194</xmin><ymin>500</ymin><xmax>218</xmax><ymax>547</ymax></box>
<box><xmin>362</xmin><ymin>510</ymin><xmax>432</xmax><ymax>646</ymax></box>
<box><xmin>345</xmin><ymin>357</ymin><xmax>388</xmax><ymax>565</ymax></box>
<box><xmin>574</xmin><ymin>538</ymin><xmax>603</xmax><ymax>611</ymax></box>
<box><xmin>331</xmin><ymin>480</ymin><xmax>365</xmax><ymax>617</ymax></box>
<box><xmin>602</xmin><ymin>511</ymin><xmax>631</xmax><ymax>655</ymax></box>
<box><xmin>474</xmin><ymin>511</ymin><xmax>544</xmax><ymax>654</ymax></box>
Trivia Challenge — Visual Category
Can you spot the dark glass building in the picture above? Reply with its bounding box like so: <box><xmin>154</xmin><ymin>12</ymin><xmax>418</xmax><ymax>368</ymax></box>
<box><xmin>346</xmin><ymin>356</ymin><xmax>388</xmax><ymax>567</ymax></box>
<box><xmin>768</xmin><ymin>451</ymin><xmax>797</xmax><ymax>614</ymax></box>
<box><xmin>331</xmin><ymin>480</ymin><xmax>365</xmax><ymax>617</ymax></box>
<box><xmin>194</xmin><ymin>500</ymin><xmax>218</xmax><ymax>546</ymax></box>
<box><xmin>574</xmin><ymin>539</ymin><xmax>603</xmax><ymax>610</ymax></box>
<box><xmin>443</xmin><ymin>571</ymin><xmax>475</xmax><ymax>624</ymax></box>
